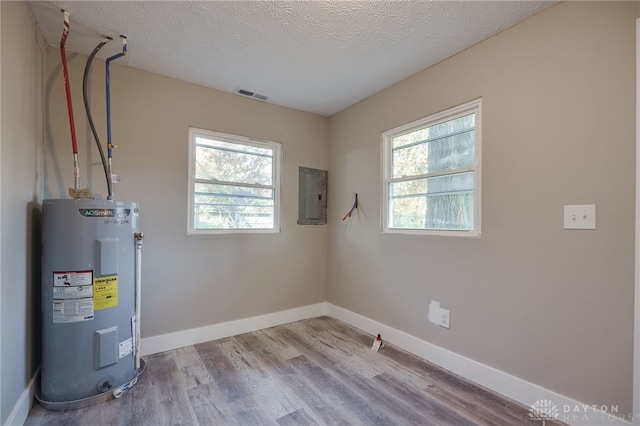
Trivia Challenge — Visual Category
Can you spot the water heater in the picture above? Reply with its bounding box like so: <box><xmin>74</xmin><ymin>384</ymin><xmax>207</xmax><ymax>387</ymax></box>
<box><xmin>37</xmin><ymin>199</ymin><xmax>144</xmax><ymax>410</ymax></box>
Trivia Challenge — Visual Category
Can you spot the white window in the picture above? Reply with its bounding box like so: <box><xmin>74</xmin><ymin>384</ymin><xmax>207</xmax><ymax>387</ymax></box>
<box><xmin>382</xmin><ymin>98</ymin><xmax>481</xmax><ymax>236</ymax></box>
<box><xmin>188</xmin><ymin>128</ymin><xmax>281</xmax><ymax>234</ymax></box>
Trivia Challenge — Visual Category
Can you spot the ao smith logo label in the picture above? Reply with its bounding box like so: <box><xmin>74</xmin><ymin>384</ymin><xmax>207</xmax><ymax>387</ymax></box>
<box><xmin>78</xmin><ymin>208</ymin><xmax>131</xmax><ymax>218</ymax></box>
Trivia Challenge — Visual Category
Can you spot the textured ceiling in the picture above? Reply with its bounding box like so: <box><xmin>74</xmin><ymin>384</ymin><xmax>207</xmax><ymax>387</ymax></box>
<box><xmin>29</xmin><ymin>1</ymin><xmax>558</xmax><ymax>116</ymax></box>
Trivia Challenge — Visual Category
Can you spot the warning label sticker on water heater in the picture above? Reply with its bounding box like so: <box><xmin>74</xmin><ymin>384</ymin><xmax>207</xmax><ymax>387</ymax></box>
<box><xmin>53</xmin><ymin>271</ymin><xmax>93</xmax><ymax>287</ymax></box>
<box><xmin>53</xmin><ymin>300</ymin><xmax>94</xmax><ymax>323</ymax></box>
<box><xmin>52</xmin><ymin>271</ymin><xmax>94</xmax><ymax>323</ymax></box>
<box><xmin>94</xmin><ymin>275</ymin><xmax>118</xmax><ymax>310</ymax></box>
<box><xmin>53</xmin><ymin>284</ymin><xmax>93</xmax><ymax>300</ymax></box>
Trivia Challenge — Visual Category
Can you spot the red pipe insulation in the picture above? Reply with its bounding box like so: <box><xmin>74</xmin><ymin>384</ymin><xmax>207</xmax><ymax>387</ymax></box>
<box><xmin>60</xmin><ymin>11</ymin><xmax>78</xmax><ymax>156</ymax></box>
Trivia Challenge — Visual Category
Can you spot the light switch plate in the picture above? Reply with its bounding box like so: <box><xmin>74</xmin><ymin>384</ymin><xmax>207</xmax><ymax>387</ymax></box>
<box><xmin>564</xmin><ymin>204</ymin><xmax>596</xmax><ymax>230</ymax></box>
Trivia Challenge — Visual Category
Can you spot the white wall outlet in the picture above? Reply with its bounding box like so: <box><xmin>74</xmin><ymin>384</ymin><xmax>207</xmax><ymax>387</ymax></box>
<box><xmin>440</xmin><ymin>308</ymin><xmax>450</xmax><ymax>329</ymax></box>
<box><xmin>564</xmin><ymin>204</ymin><xmax>596</xmax><ymax>230</ymax></box>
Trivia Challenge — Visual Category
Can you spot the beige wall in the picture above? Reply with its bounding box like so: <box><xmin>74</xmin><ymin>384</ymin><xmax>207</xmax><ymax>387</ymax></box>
<box><xmin>1</xmin><ymin>1</ymin><xmax>44</xmax><ymax>424</ymax></box>
<box><xmin>44</xmin><ymin>47</ymin><xmax>329</xmax><ymax>339</ymax></box>
<box><xmin>328</xmin><ymin>1</ymin><xmax>637</xmax><ymax>414</ymax></box>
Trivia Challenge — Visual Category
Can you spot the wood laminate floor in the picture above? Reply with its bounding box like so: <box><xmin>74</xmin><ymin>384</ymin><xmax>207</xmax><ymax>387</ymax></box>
<box><xmin>26</xmin><ymin>316</ymin><xmax>563</xmax><ymax>425</ymax></box>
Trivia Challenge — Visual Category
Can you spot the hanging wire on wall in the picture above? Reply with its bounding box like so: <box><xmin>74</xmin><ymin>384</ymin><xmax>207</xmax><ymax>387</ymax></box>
<box><xmin>342</xmin><ymin>193</ymin><xmax>358</xmax><ymax>221</ymax></box>
<box><xmin>342</xmin><ymin>194</ymin><xmax>358</xmax><ymax>226</ymax></box>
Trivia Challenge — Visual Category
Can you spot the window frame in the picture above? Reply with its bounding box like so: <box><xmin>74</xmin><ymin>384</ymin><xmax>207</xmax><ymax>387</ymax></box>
<box><xmin>381</xmin><ymin>98</ymin><xmax>482</xmax><ymax>237</ymax></box>
<box><xmin>187</xmin><ymin>127</ymin><xmax>282</xmax><ymax>235</ymax></box>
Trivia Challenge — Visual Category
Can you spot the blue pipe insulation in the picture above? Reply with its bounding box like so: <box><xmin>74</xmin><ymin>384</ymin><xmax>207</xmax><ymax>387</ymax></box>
<box><xmin>106</xmin><ymin>36</ymin><xmax>127</xmax><ymax>160</ymax></box>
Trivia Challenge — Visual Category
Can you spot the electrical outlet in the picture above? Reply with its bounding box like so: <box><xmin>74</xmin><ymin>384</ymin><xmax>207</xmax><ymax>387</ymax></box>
<box><xmin>428</xmin><ymin>300</ymin><xmax>450</xmax><ymax>329</ymax></box>
<box><xmin>440</xmin><ymin>309</ymin><xmax>450</xmax><ymax>329</ymax></box>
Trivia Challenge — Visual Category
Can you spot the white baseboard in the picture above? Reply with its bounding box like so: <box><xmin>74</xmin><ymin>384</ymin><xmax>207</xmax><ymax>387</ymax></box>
<box><xmin>4</xmin><ymin>368</ymin><xmax>39</xmax><ymax>426</ymax></box>
<box><xmin>140</xmin><ymin>302</ymin><xmax>327</xmax><ymax>356</ymax></box>
<box><xmin>326</xmin><ymin>303</ymin><xmax>632</xmax><ymax>426</ymax></box>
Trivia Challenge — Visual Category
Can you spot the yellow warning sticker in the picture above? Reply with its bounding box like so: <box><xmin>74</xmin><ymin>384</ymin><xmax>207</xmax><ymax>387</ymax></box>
<box><xmin>94</xmin><ymin>275</ymin><xmax>118</xmax><ymax>310</ymax></box>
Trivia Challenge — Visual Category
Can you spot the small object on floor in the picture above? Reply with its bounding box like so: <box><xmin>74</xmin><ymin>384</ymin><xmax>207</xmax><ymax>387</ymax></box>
<box><xmin>371</xmin><ymin>333</ymin><xmax>383</xmax><ymax>351</ymax></box>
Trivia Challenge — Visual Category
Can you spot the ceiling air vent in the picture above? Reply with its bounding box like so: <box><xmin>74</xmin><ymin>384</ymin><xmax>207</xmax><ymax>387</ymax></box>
<box><xmin>234</xmin><ymin>88</ymin><xmax>269</xmax><ymax>102</ymax></box>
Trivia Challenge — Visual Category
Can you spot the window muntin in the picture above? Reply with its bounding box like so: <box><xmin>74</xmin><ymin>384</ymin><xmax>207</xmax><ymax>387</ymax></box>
<box><xmin>188</xmin><ymin>128</ymin><xmax>281</xmax><ymax>233</ymax></box>
<box><xmin>195</xmin><ymin>138</ymin><xmax>273</xmax><ymax>185</ymax></box>
<box><xmin>382</xmin><ymin>99</ymin><xmax>481</xmax><ymax>236</ymax></box>
<box><xmin>392</xmin><ymin>114</ymin><xmax>475</xmax><ymax>177</ymax></box>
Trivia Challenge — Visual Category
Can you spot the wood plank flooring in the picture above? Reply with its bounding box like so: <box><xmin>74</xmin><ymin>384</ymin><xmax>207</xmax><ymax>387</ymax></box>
<box><xmin>25</xmin><ymin>316</ymin><xmax>563</xmax><ymax>425</ymax></box>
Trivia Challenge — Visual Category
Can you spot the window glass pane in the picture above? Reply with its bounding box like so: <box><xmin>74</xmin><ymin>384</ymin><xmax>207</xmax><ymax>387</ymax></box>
<box><xmin>193</xmin><ymin>182</ymin><xmax>274</xmax><ymax>229</ymax></box>
<box><xmin>389</xmin><ymin>172</ymin><xmax>474</xmax><ymax>230</ymax></box>
<box><xmin>195</xmin><ymin>138</ymin><xmax>273</xmax><ymax>185</ymax></box>
<box><xmin>392</xmin><ymin>113</ymin><xmax>475</xmax><ymax>178</ymax></box>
